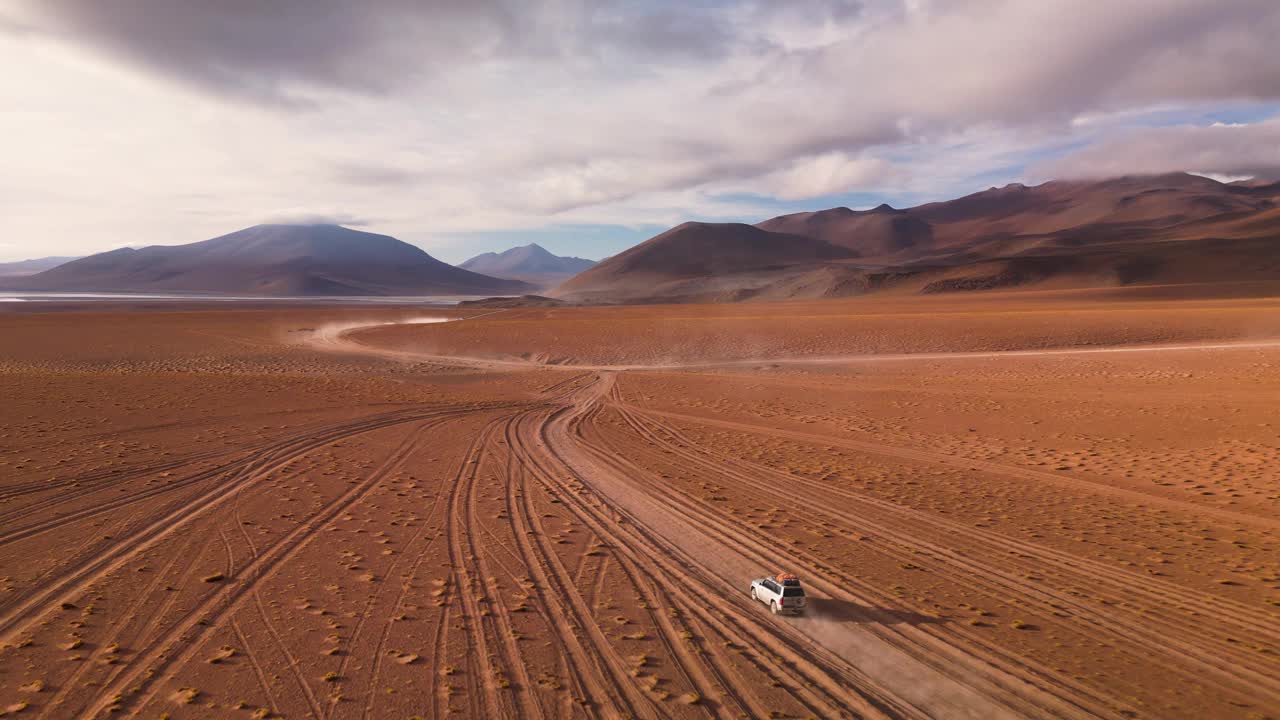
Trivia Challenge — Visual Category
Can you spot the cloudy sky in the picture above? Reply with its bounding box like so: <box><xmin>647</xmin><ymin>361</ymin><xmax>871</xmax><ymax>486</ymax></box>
<box><xmin>3</xmin><ymin>0</ymin><xmax>1279</xmax><ymax>263</ymax></box>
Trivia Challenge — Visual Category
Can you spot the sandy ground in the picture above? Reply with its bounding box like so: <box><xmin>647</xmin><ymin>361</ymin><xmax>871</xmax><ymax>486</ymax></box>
<box><xmin>0</xmin><ymin>292</ymin><xmax>1277</xmax><ymax>719</ymax></box>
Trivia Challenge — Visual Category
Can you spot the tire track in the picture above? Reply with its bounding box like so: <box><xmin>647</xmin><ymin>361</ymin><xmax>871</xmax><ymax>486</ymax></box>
<box><xmin>501</xmin><ymin>414</ymin><xmax>659</xmax><ymax>719</ymax></box>
<box><xmin>638</xmin><ymin>407</ymin><xmax>1279</xmax><ymax>530</ymax></box>
<box><xmin>440</xmin><ymin>421</ymin><xmax>520</xmax><ymax>719</ymax></box>
<box><xmin>498</xmin><ymin>417</ymin><xmax>601</xmax><ymax>720</ymax></box>
<box><xmin>0</xmin><ymin>404</ymin><xmax>516</xmax><ymax>547</ymax></box>
<box><xmin>558</xmin><ymin>404</ymin><xmax>757</xmax><ymax>719</ymax></box>
<box><xmin>0</xmin><ymin>409</ymin><xmax>416</xmax><ymax>546</ymax></box>
<box><xmin>430</xmin><ymin>603</ymin><xmax>453</xmax><ymax>720</ymax></box>
<box><xmin>0</xmin><ymin>410</ymin><xmax>384</xmax><ymax>509</ymax></box>
<box><xmin>0</xmin><ymin>446</ymin><xmax>227</xmax><ymax>506</ymax></box>
<box><xmin>232</xmin><ymin>617</ymin><xmax>282</xmax><ymax>718</ymax></box>
<box><xmin>461</xmin><ymin>423</ymin><xmax>547</xmax><ymax>719</ymax></box>
<box><xmin>253</xmin><ymin>588</ymin><xmax>326</xmax><ymax>719</ymax></box>
<box><xmin>542</xmin><ymin>412</ymin><xmax>739</xmax><ymax>718</ymax></box>
<box><xmin>79</xmin><ymin>415</ymin><xmax>444</xmax><ymax>718</ymax></box>
<box><xmin>568</xmin><ymin>398</ymin><xmax>794</xmax><ymax>719</ymax></box>
<box><xmin>0</xmin><ymin>406</ymin><xmax>477</xmax><ymax>645</ymax></box>
<box><xmin>539</xmin><ymin>371</ymin><xmax>593</xmax><ymax>398</ymax></box>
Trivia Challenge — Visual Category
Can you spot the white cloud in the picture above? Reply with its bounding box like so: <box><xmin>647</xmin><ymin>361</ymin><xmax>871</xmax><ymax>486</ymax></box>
<box><xmin>258</xmin><ymin>210</ymin><xmax>371</xmax><ymax>227</ymax></box>
<box><xmin>1038</xmin><ymin>118</ymin><xmax>1280</xmax><ymax>180</ymax></box>
<box><xmin>763</xmin><ymin>153</ymin><xmax>905</xmax><ymax>200</ymax></box>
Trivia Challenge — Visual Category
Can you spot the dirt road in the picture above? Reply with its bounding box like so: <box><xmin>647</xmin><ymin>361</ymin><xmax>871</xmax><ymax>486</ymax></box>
<box><xmin>316</xmin><ymin>315</ymin><xmax>1280</xmax><ymax>372</ymax></box>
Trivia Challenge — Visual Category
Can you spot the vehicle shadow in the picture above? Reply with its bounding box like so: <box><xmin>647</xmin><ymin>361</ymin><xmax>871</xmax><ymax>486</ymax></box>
<box><xmin>802</xmin><ymin>598</ymin><xmax>946</xmax><ymax>625</ymax></box>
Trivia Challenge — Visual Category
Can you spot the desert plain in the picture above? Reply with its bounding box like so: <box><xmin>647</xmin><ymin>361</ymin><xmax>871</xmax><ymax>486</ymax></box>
<box><xmin>0</xmin><ymin>289</ymin><xmax>1278</xmax><ymax>720</ymax></box>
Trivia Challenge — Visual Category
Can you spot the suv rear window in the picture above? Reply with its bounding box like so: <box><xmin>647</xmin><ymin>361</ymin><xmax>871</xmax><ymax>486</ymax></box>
<box><xmin>782</xmin><ymin>588</ymin><xmax>805</xmax><ymax>597</ymax></box>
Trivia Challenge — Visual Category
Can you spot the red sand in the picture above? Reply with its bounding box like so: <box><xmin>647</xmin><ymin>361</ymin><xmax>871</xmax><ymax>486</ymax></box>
<box><xmin>0</xmin><ymin>294</ymin><xmax>1277</xmax><ymax>719</ymax></box>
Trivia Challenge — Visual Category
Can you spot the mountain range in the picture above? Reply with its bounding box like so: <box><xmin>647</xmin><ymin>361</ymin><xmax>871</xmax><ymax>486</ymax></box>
<box><xmin>557</xmin><ymin>173</ymin><xmax>1280</xmax><ymax>302</ymax></box>
<box><xmin>459</xmin><ymin>243</ymin><xmax>595</xmax><ymax>287</ymax></box>
<box><xmin>7</xmin><ymin>173</ymin><xmax>1278</xmax><ymax>301</ymax></box>
<box><xmin>6</xmin><ymin>224</ymin><xmax>531</xmax><ymax>296</ymax></box>
<box><xmin>0</xmin><ymin>256</ymin><xmax>80</xmax><ymax>277</ymax></box>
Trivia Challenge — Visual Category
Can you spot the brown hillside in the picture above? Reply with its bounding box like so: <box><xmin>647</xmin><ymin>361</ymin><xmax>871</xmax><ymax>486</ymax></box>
<box><xmin>556</xmin><ymin>222</ymin><xmax>855</xmax><ymax>301</ymax></box>
<box><xmin>556</xmin><ymin>173</ymin><xmax>1280</xmax><ymax>303</ymax></box>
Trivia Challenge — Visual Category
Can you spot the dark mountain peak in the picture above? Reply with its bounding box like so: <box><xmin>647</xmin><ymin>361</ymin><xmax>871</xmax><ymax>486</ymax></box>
<box><xmin>459</xmin><ymin>241</ymin><xmax>596</xmax><ymax>284</ymax></box>
<box><xmin>982</xmin><ymin>182</ymin><xmax>1029</xmax><ymax>194</ymax></box>
<box><xmin>504</xmin><ymin>243</ymin><xmax>556</xmax><ymax>260</ymax></box>
<box><xmin>804</xmin><ymin>206</ymin><xmax>857</xmax><ymax>218</ymax></box>
<box><xmin>174</xmin><ymin>223</ymin><xmax>432</xmax><ymax>268</ymax></box>
<box><xmin>756</xmin><ymin>203</ymin><xmax>930</xmax><ymax>256</ymax></box>
<box><xmin>13</xmin><ymin>224</ymin><xmax>530</xmax><ymax>297</ymax></box>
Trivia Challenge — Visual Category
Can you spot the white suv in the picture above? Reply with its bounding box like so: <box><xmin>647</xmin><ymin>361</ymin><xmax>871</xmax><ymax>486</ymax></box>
<box><xmin>750</xmin><ymin>573</ymin><xmax>806</xmax><ymax>614</ymax></box>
